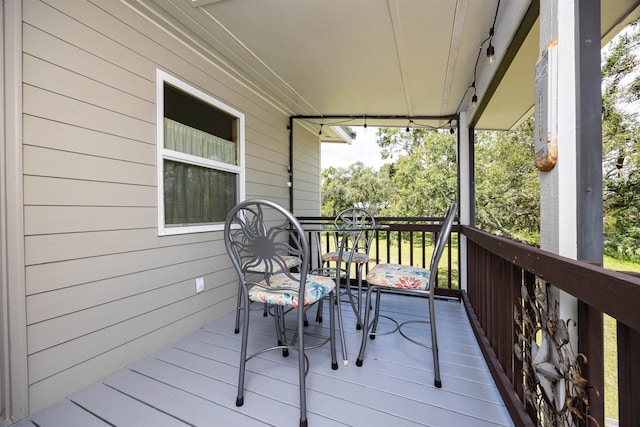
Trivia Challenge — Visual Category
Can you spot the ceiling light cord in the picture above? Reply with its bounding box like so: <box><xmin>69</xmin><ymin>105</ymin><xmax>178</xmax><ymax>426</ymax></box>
<box><xmin>457</xmin><ymin>0</ymin><xmax>500</xmax><ymax>113</ymax></box>
<box><xmin>487</xmin><ymin>0</ymin><xmax>500</xmax><ymax>64</ymax></box>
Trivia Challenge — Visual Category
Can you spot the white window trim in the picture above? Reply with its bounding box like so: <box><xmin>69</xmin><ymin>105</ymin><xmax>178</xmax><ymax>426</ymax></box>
<box><xmin>156</xmin><ymin>69</ymin><xmax>245</xmax><ymax>235</ymax></box>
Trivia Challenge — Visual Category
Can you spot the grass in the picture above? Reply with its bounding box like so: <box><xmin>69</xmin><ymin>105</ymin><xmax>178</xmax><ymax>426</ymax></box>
<box><xmin>602</xmin><ymin>255</ymin><xmax>640</xmax><ymax>421</ymax></box>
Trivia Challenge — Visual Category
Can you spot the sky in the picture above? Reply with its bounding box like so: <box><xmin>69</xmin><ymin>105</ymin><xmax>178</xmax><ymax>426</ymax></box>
<box><xmin>320</xmin><ymin>126</ymin><xmax>392</xmax><ymax>170</ymax></box>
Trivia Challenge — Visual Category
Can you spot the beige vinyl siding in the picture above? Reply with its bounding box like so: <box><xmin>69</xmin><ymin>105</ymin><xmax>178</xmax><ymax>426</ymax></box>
<box><xmin>293</xmin><ymin>121</ymin><xmax>322</xmax><ymax>216</ymax></box>
<box><xmin>21</xmin><ymin>0</ymin><xmax>319</xmax><ymax>414</ymax></box>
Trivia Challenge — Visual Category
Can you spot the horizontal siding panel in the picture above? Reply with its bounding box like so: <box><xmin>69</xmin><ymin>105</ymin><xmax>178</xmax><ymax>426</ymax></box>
<box><xmin>24</xmin><ymin>176</ymin><xmax>156</xmax><ymax>207</ymax></box>
<box><xmin>27</xmin><ymin>255</ymin><xmax>232</xmax><ymax>324</ymax></box>
<box><xmin>245</xmin><ymin>125</ymin><xmax>288</xmax><ymax>149</ymax></box>
<box><xmin>23</xmin><ymin>145</ymin><xmax>155</xmax><ymax>186</ymax></box>
<box><xmin>26</xmin><ymin>240</ymin><xmax>226</xmax><ymax>295</ymax></box>
<box><xmin>24</xmin><ymin>0</ymin><xmax>155</xmax><ymax>82</ymax></box>
<box><xmin>27</xmin><ymin>269</ymin><xmax>235</xmax><ymax>358</ymax></box>
<box><xmin>24</xmin><ymin>85</ymin><xmax>153</xmax><ymax>143</ymax></box>
<box><xmin>24</xmin><ymin>115</ymin><xmax>154</xmax><ymax>165</ymax></box>
<box><xmin>23</xmin><ymin>54</ymin><xmax>155</xmax><ymax>123</ymax></box>
<box><xmin>244</xmin><ymin>138</ymin><xmax>287</xmax><ymax>167</ymax></box>
<box><xmin>292</xmin><ymin>178</ymin><xmax>320</xmax><ymax>194</ymax></box>
<box><xmin>248</xmin><ymin>168</ymin><xmax>287</xmax><ymax>190</ymax></box>
<box><xmin>28</xmin><ymin>300</ymin><xmax>233</xmax><ymax>414</ymax></box>
<box><xmin>23</xmin><ymin>24</ymin><xmax>154</xmax><ymax>101</ymax></box>
<box><xmin>25</xmin><ymin>228</ymin><xmax>157</xmax><ymax>265</ymax></box>
<box><xmin>24</xmin><ymin>206</ymin><xmax>156</xmax><ymax>235</ymax></box>
<box><xmin>246</xmin><ymin>156</ymin><xmax>286</xmax><ymax>175</ymax></box>
<box><xmin>27</xmin><ymin>283</ymin><xmax>236</xmax><ymax>385</ymax></box>
<box><xmin>245</xmin><ymin>182</ymin><xmax>290</xmax><ymax>201</ymax></box>
<box><xmin>25</xmin><ymin>227</ymin><xmax>222</xmax><ymax>266</ymax></box>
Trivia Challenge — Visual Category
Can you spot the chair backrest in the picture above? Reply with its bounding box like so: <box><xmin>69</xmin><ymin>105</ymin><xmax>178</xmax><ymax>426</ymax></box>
<box><xmin>333</xmin><ymin>207</ymin><xmax>376</xmax><ymax>256</ymax></box>
<box><xmin>428</xmin><ymin>203</ymin><xmax>457</xmax><ymax>287</ymax></box>
<box><xmin>224</xmin><ymin>199</ymin><xmax>309</xmax><ymax>288</ymax></box>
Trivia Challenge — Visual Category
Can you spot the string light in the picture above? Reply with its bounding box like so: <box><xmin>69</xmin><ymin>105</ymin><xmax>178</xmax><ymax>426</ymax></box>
<box><xmin>292</xmin><ymin>116</ymin><xmax>458</xmax><ymax>133</ymax></box>
<box><xmin>448</xmin><ymin>119</ymin><xmax>456</xmax><ymax>134</ymax></box>
<box><xmin>471</xmin><ymin>82</ymin><xmax>478</xmax><ymax>108</ymax></box>
<box><xmin>456</xmin><ymin>0</ymin><xmax>500</xmax><ymax>113</ymax></box>
<box><xmin>487</xmin><ymin>44</ymin><xmax>495</xmax><ymax>64</ymax></box>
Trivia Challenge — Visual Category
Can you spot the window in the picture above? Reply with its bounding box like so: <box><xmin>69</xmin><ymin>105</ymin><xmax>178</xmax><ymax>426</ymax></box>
<box><xmin>157</xmin><ymin>70</ymin><xmax>245</xmax><ymax>235</ymax></box>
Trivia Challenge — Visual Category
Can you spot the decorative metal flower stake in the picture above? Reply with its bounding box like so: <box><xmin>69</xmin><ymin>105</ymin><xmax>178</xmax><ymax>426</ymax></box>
<box><xmin>514</xmin><ymin>281</ymin><xmax>599</xmax><ymax>426</ymax></box>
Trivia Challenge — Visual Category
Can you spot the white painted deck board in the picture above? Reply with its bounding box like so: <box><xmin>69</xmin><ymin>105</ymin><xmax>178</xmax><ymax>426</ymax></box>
<box><xmin>12</xmin><ymin>294</ymin><xmax>514</xmax><ymax>427</ymax></box>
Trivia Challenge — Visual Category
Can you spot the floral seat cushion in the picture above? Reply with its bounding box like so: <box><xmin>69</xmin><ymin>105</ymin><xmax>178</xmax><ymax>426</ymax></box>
<box><xmin>248</xmin><ymin>273</ymin><xmax>336</xmax><ymax>307</ymax></box>
<box><xmin>244</xmin><ymin>255</ymin><xmax>301</xmax><ymax>273</ymax></box>
<box><xmin>366</xmin><ymin>263</ymin><xmax>431</xmax><ymax>290</ymax></box>
<box><xmin>322</xmin><ymin>251</ymin><xmax>369</xmax><ymax>264</ymax></box>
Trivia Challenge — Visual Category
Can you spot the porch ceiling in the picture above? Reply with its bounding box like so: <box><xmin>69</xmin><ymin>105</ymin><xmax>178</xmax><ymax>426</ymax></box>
<box><xmin>131</xmin><ymin>0</ymin><xmax>640</xmax><ymax>131</ymax></box>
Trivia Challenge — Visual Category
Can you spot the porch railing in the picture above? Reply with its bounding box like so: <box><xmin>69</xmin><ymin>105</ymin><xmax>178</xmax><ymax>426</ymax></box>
<box><xmin>462</xmin><ymin>226</ymin><xmax>640</xmax><ymax>427</ymax></box>
<box><xmin>297</xmin><ymin>216</ymin><xmax>640</xmax><ymax>426</ymax></box>
<box><xmin>296</xmin><ymin>216</ymin><xmax>460</xmax><ymax>296</ymax></box>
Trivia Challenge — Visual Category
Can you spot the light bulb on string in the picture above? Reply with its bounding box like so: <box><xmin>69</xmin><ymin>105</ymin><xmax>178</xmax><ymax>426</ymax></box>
<box><xmin>487</xmin><ymin>44</ymin><xmax>495</xmax><ymax>64</ymax></box>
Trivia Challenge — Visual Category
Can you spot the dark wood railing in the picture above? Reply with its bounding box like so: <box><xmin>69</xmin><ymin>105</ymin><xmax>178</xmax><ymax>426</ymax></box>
<box><xmin>462</xmin><ymin>226</ymin><xmax>640</xmax><ymax>427</ymax></box>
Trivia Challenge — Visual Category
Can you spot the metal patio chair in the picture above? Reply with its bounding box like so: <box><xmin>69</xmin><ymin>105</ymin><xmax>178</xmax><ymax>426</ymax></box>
<box><xmin>320</xmin><ymin>207</ymin><xmax>377</xmax><ymax>330</ymax></box>
<box><xmin>224</xmin><ymin>199</ymin><xmax>338</xmax><ymax>427</ymax></box>
<box><xmin>355</xmin><ymin>203</ymin><xmax>456</xmax><ymax>389</ymax></box>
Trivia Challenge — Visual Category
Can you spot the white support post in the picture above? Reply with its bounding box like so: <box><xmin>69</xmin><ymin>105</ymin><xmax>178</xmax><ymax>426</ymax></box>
<box><xmin>458</xmin><ymin>111</ymin><xmax>470</xmax><ymax>292</ymax></box>
<box><xmin>539</xmin><ymin>0</ymin><xmax>579</xmax><ymax>417</ymax></box>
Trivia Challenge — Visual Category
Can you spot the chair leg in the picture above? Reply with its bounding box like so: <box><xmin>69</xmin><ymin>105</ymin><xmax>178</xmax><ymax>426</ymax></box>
<box><xmin>329</xmin><ymin>290</ymin><xmax>338</xmax><ymax>370</ymax></box>
<box><xmin>354</xmin><ymin>264</ymin><xmax>365</xmax><ymax>330</ymax></box>
<box><xmin>234</xmin><ymin>280</ymin><xmax>243</xmax><ymax>334</ymax></box>
<box><xmin>236</xmin><ymin>288</ymin><xmax>251</xmax><ymax>406</ymax></box>
<box><xmin>315</xmin><ymin>299</ymin><xmax>323</xmax><ymax>323</ymax></box>
<box><xmin>355</xmin><ymin>285</ymin><xmax>376</xmax><ymax>366</ymax></box>
<box><xmin>370</xmin><ymin>287</ymin><xmax>382</xmax><ymax>338</ymax></box>
<box><xmin>274</xmin><ymin>306</ymin><xmax>289</xmax><ymax>357</ymax></box>
<box><xmin>334</xmin><ymin>277</ymin><xmax>349</xmax><ymax>365</ymax></box>
<box><xmin>340</xmin><ymin>262</ymin><xmax>367</xmax><ymax>331</ymax></box>
<box><xmin>297</xmin><ymin>302</ymin><xmax>308</xmax><ymax>427</ymax></box>
<box><xmin>429</xmin><ymin>293</ymin><xmax>442</xmax><ymax>388</ymax></box>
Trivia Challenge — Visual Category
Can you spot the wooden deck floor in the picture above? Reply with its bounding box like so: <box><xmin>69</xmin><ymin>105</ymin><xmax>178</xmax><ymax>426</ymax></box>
<box><xmin>11</xmin><ymin>293</ymin><xmax>514</xmax><ymax>427</ymax></box>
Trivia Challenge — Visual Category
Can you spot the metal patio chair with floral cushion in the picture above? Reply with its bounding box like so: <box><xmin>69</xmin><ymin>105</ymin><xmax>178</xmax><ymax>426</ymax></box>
<box><xmin>320</xmin><ymin>207</ymin><xmax>376</xmax><ymax>329</ymax></box>
<box><xmin>224</xmin><ymin>199</ymin><xmax>338</xmax><ymax>427</ymax></box>
<box><xmin>355</xmin><ymin>203</ymin><xmax>456</xmax><ymax>389</ymax></box>
<box><xmin>232</xmin><ymin>250</ymin><xmax>301</xmax><ymax>334</ymax></box>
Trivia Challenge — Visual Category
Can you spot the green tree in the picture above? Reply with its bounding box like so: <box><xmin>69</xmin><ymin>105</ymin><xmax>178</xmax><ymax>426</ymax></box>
<box><xmin>320</xmin><ymin>162</ymin><xmax>391</xmax><ymax>217</ymax></box>
<box><xmin>377</xmin><ymin>128</ymin><xmax>457</xmax><ymax>217</ymax></box>
<box><xmin>601</xmin><ymin>20</ymin><xmax>640</xmax><ymax>260</ymax></box>
<box><xmin>475</xmin><ymin>118</ymin><xmax>540</xmax><ymax>244</ymax></box>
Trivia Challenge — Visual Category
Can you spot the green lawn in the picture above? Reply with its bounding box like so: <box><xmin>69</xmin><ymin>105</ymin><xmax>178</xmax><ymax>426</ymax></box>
<box><xmin>602</xmin><ymin>255</ymin><xmax>640</xmax><ymax>421</ymax></box>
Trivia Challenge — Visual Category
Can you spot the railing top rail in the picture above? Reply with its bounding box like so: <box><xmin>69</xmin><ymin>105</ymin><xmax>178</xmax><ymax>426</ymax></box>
<box><xmin>462</xmin><ymin>225</ymin><xmax>640</xmax><ymax>332</ymax></box>
<box><xmin>296</xmin><ymin>215</ymin><xmax>457</xmax><ymax>223</ymax></box>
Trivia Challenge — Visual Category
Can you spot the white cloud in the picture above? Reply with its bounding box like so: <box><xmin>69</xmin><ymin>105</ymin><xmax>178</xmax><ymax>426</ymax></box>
<box><xmin>321</xmin><ymin>126</ymin><xmax>392</xmax><ymax>170</ymax></box>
